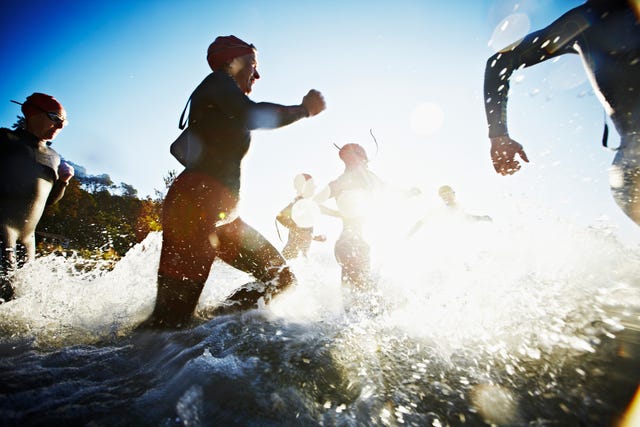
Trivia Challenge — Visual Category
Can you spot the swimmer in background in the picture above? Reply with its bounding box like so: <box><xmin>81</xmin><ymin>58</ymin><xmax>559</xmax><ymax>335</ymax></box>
<box><xmin>0</xmin><ymin>93</ymin><xmax>75</xmax><ymax>302</ymax></box>
<box><xmin>276</xmin><ymin>173</ymin><xmax>326</xmax><ymax>259</ymax></box>
<box><xmin>317</xmin><ymin>143</ymin><xmax>384</xmax><ymax>290</ymax></box>
<box><xmin>408</xmin><ymin>185</ymin><xmax>492</xmax><ymax>237</ymax></box>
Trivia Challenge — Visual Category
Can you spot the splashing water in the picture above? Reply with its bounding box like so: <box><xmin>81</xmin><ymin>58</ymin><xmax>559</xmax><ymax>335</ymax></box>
<box><xmin>0</xmin><ymin>208</ymin><xmax>639</xmax><ymax>425</ymax></box>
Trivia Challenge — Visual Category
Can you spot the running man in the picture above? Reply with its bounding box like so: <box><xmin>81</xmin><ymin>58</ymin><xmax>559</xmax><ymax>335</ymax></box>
<box><xmin>0</xmin><ymin>93</ymin><xmax>74</xmax><ymax>302</ymax></box>
<box><xmin>143</xmin><ymin>35</ymin><xmax>326</xmax><ymax>328</ymax></box>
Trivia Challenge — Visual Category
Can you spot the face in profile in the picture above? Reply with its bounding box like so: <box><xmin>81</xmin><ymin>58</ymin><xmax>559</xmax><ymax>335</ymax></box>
<box><xmin>27</xmin><ymin>111</ymin><xmax>66</xmax><ymax>141</ymax></box>
<box><xmin>230</xmin><ymin>52</ymin><xmax>260</xmax><ymax>94</ymax></box>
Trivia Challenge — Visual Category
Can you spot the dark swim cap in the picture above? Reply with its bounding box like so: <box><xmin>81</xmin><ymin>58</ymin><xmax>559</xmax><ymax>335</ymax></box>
<box><xmin>21</xmin><ymin>93</ymin><xmax>66</xmax><ymax>119</ymax></box>
<box><xmin>207</xmin><ymin>35</ymin><xmax>256</xmax><ymax>71</ymax></box>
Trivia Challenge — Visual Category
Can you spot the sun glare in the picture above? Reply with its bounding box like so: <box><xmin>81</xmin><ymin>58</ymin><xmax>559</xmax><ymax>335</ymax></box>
<box><xmin>410</xmin><ymin>102</ymin><xmax>445</xmax><ymax>136</ymax></box>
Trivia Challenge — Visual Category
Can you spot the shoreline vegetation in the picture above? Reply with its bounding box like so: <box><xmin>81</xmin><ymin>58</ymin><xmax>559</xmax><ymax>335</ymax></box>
<box><xmin>35</xmin><ymin>168</ymin><xmax>175</xmax><ymax>270</ymax></box>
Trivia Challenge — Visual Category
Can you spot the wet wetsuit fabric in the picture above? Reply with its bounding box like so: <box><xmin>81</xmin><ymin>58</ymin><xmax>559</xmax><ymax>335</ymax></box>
<box><xmin>484</xmin><ymin>0</ymin><xmax>640</xmax><ymax>224</ymax></box>
<box><xmin>276</xmin><ymin>197</ymin><xmax>314</xmax><ymax>259</ymax></box>
<box><xmin>150</xmin><ymin>71</ymin><xmax>307</xmax><ymax>327</ymax></box>
<box><xmin>0</xmin><ymin>128</ymin><xmax>66</xmax><ymax>204</ymax></box>
<box><xmin>0</xmin><ymin>127</ymin><xmax>66</xmax><ymax>301</ymax></box>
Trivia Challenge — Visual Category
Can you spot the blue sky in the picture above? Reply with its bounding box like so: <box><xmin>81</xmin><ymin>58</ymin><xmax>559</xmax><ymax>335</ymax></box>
<box><xmin>2</xmin><ymin>0</ymin><xmax>638</xmax><ymax>245</ymax></box>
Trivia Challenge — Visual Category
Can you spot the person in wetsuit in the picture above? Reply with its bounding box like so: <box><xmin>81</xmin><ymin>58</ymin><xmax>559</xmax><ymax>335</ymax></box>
<box><xmin>143</xmin><ymin>35</ymin><xmax>326</xmax><ymax>328</ymax></box>
<box><xmin>437</xmin><ymin>185</ymin><xmax>492</xmax><ymax>222</ymax></box>
<box><xmin>319</xmin><ymin>143</ymin><xmax>384</xmax><ymax>290</ymax></box>
<box><xmin>0</xmin><ymin>93</ymin><xmax>74</xmax><ymax>302</ymax></box>
<box><xmin>484</xmin><ymin>0</ymin><xmax>640</xmax><ymax>225</ymax></box>
<box><xmin>408</xmin><ymin>185</ymin><xmax>492</xmax><ymax>237</ymax></box>
<box><xmin>276</xmin><ymin>173</ymin><xmax>326</xmax><ymax>259</ymax></box>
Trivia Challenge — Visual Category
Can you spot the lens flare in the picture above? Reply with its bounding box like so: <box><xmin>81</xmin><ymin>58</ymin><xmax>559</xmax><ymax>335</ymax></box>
<box><xmin>488</xmin><ymin>13</ymin><xmax>531</xmax><ymax>52</ymax></box>
<box><xmin>291</xmin><ymin>198</ymin><xmax>320</xmax><ymax>228</ymax></box>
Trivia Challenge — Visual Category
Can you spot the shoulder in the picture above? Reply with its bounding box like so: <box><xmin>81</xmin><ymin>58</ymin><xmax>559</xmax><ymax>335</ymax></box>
<box><xmin>0</xmin><ymin>127</ymin><xmax>18</xmax><ymax>142</ymax></box>
<box><xmin>197</xmin><ymin>72</ymin><xmax>237</xmax><ymax>90</ymax></box>
<box><xmin>0</xmin><ymin>128</ymin><xmax>33</xmax><ymax>151</ymax></box>
<box><xmin>193</xmin><ymin>71</ymin><xmax>245</xmax><ymax>104</ymax></box>
<box><xmin>45</xmin><ymin>145</ymin><xmax>61</xmax><ymax>159</ymax></box>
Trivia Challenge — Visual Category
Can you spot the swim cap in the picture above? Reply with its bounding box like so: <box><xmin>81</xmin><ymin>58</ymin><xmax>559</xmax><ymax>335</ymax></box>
<box><xmin>294</xmin><ymin>173</ymin><xmax>315</xmax><ymax>198</ymax></box>
<box><xmin>339</xmin><ymin>143</ymin><xmax>368</xmax><ymax>164</ymax></box>
<box><xmin>21</xmin><ymin>93</ymin><xmax>66</xmax><ymax>119</ymax></box>
<box><xmin>438</xmin><ymin>185</ymin><xmax>454</xmax><ymax>197</ymax></box>
<box><xmin>207</xmin><ymin>35</ymin><xmax>256</xmax><ymax>71</ymax></box>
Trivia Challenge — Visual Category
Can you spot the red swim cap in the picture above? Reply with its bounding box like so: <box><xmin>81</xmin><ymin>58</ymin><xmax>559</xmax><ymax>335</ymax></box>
<box><xmin>207</xmin><ymin>35</ymin><xmax>256</xmax><ymax>71</ymax></box>
<box><xmin>22</xmin><ymin>93</ymin><xmax>66</xmax><ymax>119</ymax></box>
<box><xmin>339</xmin><ymin>143</ymin><xmax>368</xmax><ymax>163</ymax></box>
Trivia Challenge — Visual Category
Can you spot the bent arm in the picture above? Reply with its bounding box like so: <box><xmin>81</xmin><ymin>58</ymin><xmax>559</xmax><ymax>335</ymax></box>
<box><xmin>46</xmin><ymin>162</ymin><xmax>74</xmax><ymax>206</ymax></box>
<box><xmin>46</xmin><ymin>180</ymin><xmax>68</xmax><ymax>206</ymax></box>
<box><xmin>248</xmin><ymin>88</ymin><xmax>325</xmax><ymax>129</ymax></box>
<box><xmin>484</xmin><ymin>9</ymin><xmax>582</xmax><ymax>137</ymax></box>
<box><xmin>247</xmin><ymin>102</ymin><xmax>309</xmax><ymax>130</ymax></box>
<box><xmin>213</xmin><ymin>74</ymin><xmax>324</xmax><ymax>130</ymax></box>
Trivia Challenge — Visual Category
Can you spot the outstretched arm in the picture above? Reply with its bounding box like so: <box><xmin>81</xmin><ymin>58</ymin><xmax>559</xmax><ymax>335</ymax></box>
<box><xmin>248</xmin><ymin>89</ymin><xmax>326</xmax><ymax>129</ymax></box>
<box><xmin>484</xmin><ymin>6</ymin><xmax>583</xmax><ymax>174</ymax></box>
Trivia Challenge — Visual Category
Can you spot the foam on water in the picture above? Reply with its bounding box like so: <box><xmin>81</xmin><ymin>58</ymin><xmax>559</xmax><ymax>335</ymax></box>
<box><xmin>0</xmin><ymin>207</ymin><xmax>638</xmax><ymax>425</ymax></box>
<box><xmin>0</xmin><ymin>208</ymin><xmax>638</xmax><ymax>352</ymax></box>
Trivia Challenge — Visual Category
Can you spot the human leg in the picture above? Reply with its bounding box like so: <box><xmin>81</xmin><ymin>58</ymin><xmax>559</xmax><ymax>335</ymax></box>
<box><xmin>0</xmin><ymin>228</ymin><xmax>17</xmax><ymax>302</ymax></box>
<box><xmin>215</xmin><ymin>218</ymin><xmax>296</xmax><ymax>310</ymax></box>
<box><xmin>609</xmin><ymin>140</ymin><xmax>640</xmax><ymax>227</ymax></box>
<box><xmin>281</xmin><ymin>238</ymin><xmax>297</xmax><ymax>259</ymax></box>
<box><xmin>334</xmin><ymin>233</ymin><xmax>372</xmax><ymax>290</ymax></box>
<box><xmin>148</xmin><ymin>236</ymin><xmax>216</xmax><ymax>328</ymax></box>
<box><xmin>143</xmin><ymin>172</ymin><xmax>228</xmax><ymax>328</ymax></box>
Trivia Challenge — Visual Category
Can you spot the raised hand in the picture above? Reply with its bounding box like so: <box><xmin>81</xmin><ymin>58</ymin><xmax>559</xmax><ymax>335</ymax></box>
<box><xmin>302</xmin><ymin>89</ymin><xmax>326</xmax><ymax>117</ymax></box>
<box><xmin>58</xmin><ymin>162</ymin><xmax>75</xmax><ymax>183</ymax></box>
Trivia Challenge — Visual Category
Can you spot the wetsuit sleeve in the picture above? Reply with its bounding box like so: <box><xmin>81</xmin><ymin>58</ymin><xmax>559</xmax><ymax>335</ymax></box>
<box><xmin>213</xmin><ymin>74</ymin><xmax>309</xmax><ymax>130</ymax></box>
<box><xmin>484</xmin><ymin>8</ymin><xmax>583</xmax><ymax>138</ymax></box>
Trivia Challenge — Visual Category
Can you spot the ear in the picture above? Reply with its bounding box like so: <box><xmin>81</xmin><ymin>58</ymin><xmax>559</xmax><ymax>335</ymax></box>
<box><xmin>226</xmin><ymin>57</ymin><xmax>245</xmax><ymax>76</ymax></box>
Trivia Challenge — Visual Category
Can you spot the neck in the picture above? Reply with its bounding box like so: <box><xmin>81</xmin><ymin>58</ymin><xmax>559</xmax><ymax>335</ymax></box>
<box><xmin>23</xmin><ymin>128</ymin><xmax>47</xmax><ymax>145</ymax></box>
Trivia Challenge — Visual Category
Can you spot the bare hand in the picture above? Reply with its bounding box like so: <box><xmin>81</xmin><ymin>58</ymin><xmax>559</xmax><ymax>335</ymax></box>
<box><xmin>490</xmin><ymin>135</ymin><xmax>529</xmax><ymax>175</ymax></box>
<box><xmin>302</xmin><ymin>89</ymin><xmax>326</xmax><ymax>117</ymax></box>
<box><xmin>58</xmin><ymin>162</ymin><xmax>75</xmax><ymax>183</ymax></box>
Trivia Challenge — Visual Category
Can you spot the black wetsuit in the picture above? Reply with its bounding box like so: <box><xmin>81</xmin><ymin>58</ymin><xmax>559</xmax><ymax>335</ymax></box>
<box><xmin>147</xmin><ymin>71</ymin><xmax>309</xmax><ymax>328</ymax></box>
<box><xmin>0</xmin><ymin>127</ymin><xmax>67</xmax><ymax>301</ymax></box>
<box><xmin>484</xmin><ymin>0</ymin><xmax>640</xmax><ymax>224</ymax></box>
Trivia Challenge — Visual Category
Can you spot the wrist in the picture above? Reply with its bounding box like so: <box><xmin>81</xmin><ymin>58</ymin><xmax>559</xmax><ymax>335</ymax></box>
<box><xmin>490</xmin><ymin>135</ymin><xmax>509</xmax><ymax>143</ymax></box>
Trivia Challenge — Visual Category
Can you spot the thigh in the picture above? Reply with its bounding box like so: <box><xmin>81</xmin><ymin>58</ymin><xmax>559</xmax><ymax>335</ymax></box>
<box><xmin>610</xmin><ymin>142</ymin><xmax>640</xmax><ymax>226</ymax></box>
<box><xmin>335</xmin><ymin>234</ymin><xmax>370</xmax><ymax>268</ymax></box>
<box><xmin>159</xmin><ymin>172</ymin><xmax>235</xmax><ymax>281</ymax></box>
